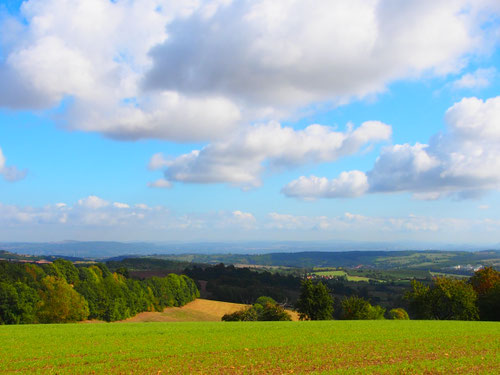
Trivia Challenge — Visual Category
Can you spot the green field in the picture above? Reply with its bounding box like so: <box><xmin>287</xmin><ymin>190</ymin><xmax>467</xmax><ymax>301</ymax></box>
<box><xmin>312</xmin><ymin>270</ymin><xmax>375</xmax><ymax>282</ymax></box>
<box><xmin>1</xmin><ymin>321</ymin><xmax>499</xmax><ymax>374</ymax></box>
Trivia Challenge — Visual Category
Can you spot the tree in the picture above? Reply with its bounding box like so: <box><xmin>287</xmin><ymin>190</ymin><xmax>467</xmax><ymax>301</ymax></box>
<box><xmin>36</xmin><ymin>276</ymin><xmax>89</xmax><ymax>323</ymax></box>
<box><xmin>406</xmin><ymin>277</ymin><xmax>478</xmax><ymax>320</ymax></box>
<box><xmin>0</xmin><ymin>282</ymin><xmax>39</xmax><ymax>324</ymax></box>
<box><xmin>469</xmin><ymin>267</ymin><xmax>500</xmax><ymax>295</ymax></box>
<box><xmin>469</xmin><ymin>267</ymin><xmax>500</xmax><ymax>321</ymax></box>
<box><xmin>295</xmin><ymin>280</ymin><xmax>334</xmax><ymax>320</ymax></box>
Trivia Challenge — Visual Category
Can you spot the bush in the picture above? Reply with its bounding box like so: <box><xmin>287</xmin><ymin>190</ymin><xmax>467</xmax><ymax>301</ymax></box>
<box><xmin>341</xmin><ymin>296</ymin><xmax>385</xmax><ymax>320</ymax></box>
<box><xmin>222</xmin><ymin>296</ymin><xmax>292</xmax><ymax>321</ymax></box>
<box><xmin>388</xmin><ymin>308</ymin><xmax>409</xmax><ymax>320</ymax></box>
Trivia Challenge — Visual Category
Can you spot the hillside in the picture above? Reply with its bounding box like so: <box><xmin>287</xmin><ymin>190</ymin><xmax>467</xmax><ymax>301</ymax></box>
<box><xmin>119</xmin><ymin>299</ymin><xmax>299</xmax><ymax>322</ymax></box>
<box><xmin>159</xmin><ymin>250</ymin><xmax>500</xmax><ymax>272</ymax></box>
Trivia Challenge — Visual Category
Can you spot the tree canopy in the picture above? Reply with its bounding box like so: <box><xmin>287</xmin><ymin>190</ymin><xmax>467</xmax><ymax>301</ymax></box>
<box><xmin>295</xmin><ymin>280</ymin><xmax>334</xmax><ymax>320</ymax></box>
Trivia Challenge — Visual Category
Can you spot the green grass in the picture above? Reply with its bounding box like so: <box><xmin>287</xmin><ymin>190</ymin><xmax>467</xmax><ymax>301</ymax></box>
<box><xmin>313</xmin><ymin>270</ymin><xmax>376</xmax><ymax>282</ymax></box>
<box><xmin>313</xmin><ymin>270</ymin><xmax>347</xmax><ymax>277</ymax></box>
<box><xmin>1</xmin><ymin>321</ymin><xmax>499</xmax><ymax>374</ymax></box>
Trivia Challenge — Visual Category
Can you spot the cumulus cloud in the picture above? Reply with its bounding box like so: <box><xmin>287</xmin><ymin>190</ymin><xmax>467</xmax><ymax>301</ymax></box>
<box><xmin>1</xmin><ymin>0</ymin><xmax>498</xmax><ymax>141</ymax></box>
<box><xmin>152</xmin><ymin>120</ymin><xmax>391</xmax><ymax>188</ymax></box>
<box><xmin>0</xmin><ymin>0</ymin><xmax>240</xmax><ymax>141</ymax></box>
<box><xmin>0</xmin><ymin>147</ymin><xmax>26</xmax><ymax>182</ymax></box>
<box><xmin>283</xmin><ymin>96</ymin><xmax>500</xmax><ymax>199</ymax></box>
<box><xmin>452</xmin><ymin>68</ymin><xmax>497</xmax><ymax>90</ymax></box>
<box><xmin>281</xmin><ymin>172</ymin><xmax>369</xmax><ymax>200</ymax></box>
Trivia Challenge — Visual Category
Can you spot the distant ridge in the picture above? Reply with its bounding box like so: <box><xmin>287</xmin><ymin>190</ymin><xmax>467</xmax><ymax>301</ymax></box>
<box><xmin>1</xmin><ymin>240</ymin><xmax>498</xmax><ymax>258</ymax></box>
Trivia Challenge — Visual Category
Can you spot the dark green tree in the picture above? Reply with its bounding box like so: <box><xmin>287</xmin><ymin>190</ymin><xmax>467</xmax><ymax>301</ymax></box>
<box><xmin>406</xmin><ymin>277</ymin><xmax>478</xmax><ymax>320</ymax></box>
<box><xmin>341</xmin><ymin>296</ymin><xmax>385</xmax><ymax>320</ymax></box>
<box><xmin>295</xmin><ymin>280</ymin><xmax>334</xmax><ymax>320</ymax></box>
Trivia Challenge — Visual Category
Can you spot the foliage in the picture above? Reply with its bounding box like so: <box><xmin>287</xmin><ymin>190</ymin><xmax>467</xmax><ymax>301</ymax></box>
<box><xmin>185</xmin><ymin>263</ymin><xmax>300</xmax><ymax>304</ymax></box>
<box><xmin>341</xmin><ymin>296</ymin><xmax>385</xmax><ymax>320</ymax></box>
<box><xmin>295</xmin><ymin>280</ymin><xmax>334</xmax><ymax>320</ymax></box>
<box><xmin>469</xmin><ymin>267</ymin><xmax>500</xmax><ymax>295</ymax></box>
<box><xmin>388</xmin><ymin>308</ymin><xmax>410</xmax><ymax>320</ymax></box>
<box><xmin>0</xmin><ymin>259</ymin><xmax>199</xmax><ymax>324</ymax></box>
<box><xmin>222</xmin><ymin>296</ymin><xmax>291</xmax><ymax>321</ymax></box>
<box><xmin>469</xmin><ymin>267</ymin><xmax>500</xmax><ymax>321</ymax></box>
<box><xmin>406</xmin><ymin>277</ymin><xmax>478</xmax><ymax>320</ymax></box>
<box><xmin>37</xmin><ymin>276</ymin><xmax>90</xmax><ymax>323</ymax></box>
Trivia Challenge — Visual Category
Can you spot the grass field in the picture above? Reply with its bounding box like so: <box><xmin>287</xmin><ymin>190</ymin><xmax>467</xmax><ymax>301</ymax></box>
<box><xmin>312</xmin><ymin>270</ymin><xmax>375</xmax><ymax>282</ymax></box>
<box><xmin>1</xmin><ymin>321</ymin><xmax>498</xmax><ymax>374</ymax></box>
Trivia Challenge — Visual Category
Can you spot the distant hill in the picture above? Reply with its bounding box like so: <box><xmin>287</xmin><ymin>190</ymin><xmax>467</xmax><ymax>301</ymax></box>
<box><xmin>1</xmin><ymin>240</ymin><xmax>497</xmax><ymax>258</ymax></box>
<box><xmin>157</xmin><ymin>250</ymin><xmax>500</xmax><ymax>272</ymax></box>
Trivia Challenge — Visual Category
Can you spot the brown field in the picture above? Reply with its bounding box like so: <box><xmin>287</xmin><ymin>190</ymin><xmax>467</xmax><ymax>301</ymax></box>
<box><xmin>118</xmin><ymin>298</ymin><xmax>299</xmax><ymax>322</ymax></box>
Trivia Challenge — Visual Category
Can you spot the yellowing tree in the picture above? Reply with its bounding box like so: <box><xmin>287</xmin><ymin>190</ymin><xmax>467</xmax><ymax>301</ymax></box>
<box><xmin>37</xmin><ymin>276</ymin><xmax>89</xmax><ymax>323</ymax></box>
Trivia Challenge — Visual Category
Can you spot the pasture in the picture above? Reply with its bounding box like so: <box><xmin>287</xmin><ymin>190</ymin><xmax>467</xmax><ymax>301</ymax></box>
<box><xmin>1</xmin><ymin>320</ymin><xmax>498</xmax><ymax>374</ymax></box>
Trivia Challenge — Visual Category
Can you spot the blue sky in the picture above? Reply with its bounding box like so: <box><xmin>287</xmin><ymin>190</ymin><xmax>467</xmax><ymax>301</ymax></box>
<box><xmin>1</xmin><ymin>0</ymin><xmax>500</xmax><ymax>244</ymax></box>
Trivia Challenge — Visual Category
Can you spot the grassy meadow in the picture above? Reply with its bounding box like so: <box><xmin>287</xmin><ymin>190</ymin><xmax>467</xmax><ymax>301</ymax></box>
<box><xmin>1</xmin><ymin>320</ymin><xmax>498</xmax><ymax>374</ymax></box>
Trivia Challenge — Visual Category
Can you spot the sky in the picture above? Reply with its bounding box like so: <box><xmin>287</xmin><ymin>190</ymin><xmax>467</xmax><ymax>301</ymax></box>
<box><xmin>1</xmin><ymin>0</ymin><xmax>500</xmax><ymax>245</ymax></box>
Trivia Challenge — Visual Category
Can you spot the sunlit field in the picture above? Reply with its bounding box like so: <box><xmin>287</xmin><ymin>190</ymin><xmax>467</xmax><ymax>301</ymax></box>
<box><xmin>1</xmin><ymin>320</ymin><xmax>498</xmax><ymax>374</ymax></box>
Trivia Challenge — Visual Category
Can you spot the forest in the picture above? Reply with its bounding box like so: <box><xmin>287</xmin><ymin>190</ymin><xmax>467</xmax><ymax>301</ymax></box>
<box><xmin>0</xmin><ymin>259</ymin><xmax>199</xmax><ymax>324</ymax></box>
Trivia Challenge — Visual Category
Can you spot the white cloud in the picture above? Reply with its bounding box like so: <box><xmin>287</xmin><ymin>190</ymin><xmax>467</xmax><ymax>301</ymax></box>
<box><xmin>283</xmin><ymin>96</ymin><xmax>500</xmax><ymax>199</ymax></box>
<box><xmin>0</xmin><ymin>0</ymin><xmax>498</xmax><ymax>141</ymax></box>
<box><xmin>113</xmin><ymin>202</ymin><xmax>130</xmax><ymax>209</ymax></box>
<box><xmin>452</xmin><ymin>67</ymin><xmax>496</xmax><ymax>90</ymax></box>
<box><xmin>231</xmin><ymin>210</ymin><xmax>256</xmax><ymax>229</ymax></box>
<box><xmin>0</xmin><ymin>147</ymin><xmax>26</xmax><ymax>182</ymax></box>
<box><xmin>266</xmin><ymin>211</ymin><xmax>492</xmax><ymax>236</ymax></box>
<box><xmin>281</xmin><ymin>171</ymin><xmax>368</xmax><ymax>200</ymax></box>
<box><xmin>0</xmin><ymin>196</ymin><xmax>261</xmax><ymax>241</ymax></box>
<box><xmin>148</xmin><ymin>152</ymin><xmax>171</xmax><ymax>170</ymax></box>
<box><xmin>1</xmin><ymin>197</ymin><xmax>500</xmax><ymax>242</ymax></box>
<box><xmin>77</xmin><ymin>195</ymin><xmax>110</xmax><ymax>209</ymax></box>
<box><xmin>148</xmin><ymin>179</ymin><xmax>172</xmax><ymax>189</ymax></box>
<box><xmin>0</xmin><ymin>0</ymin><xmax>239</xmax><ymax>141</ymax></box>
<box><xmin>155</xmin><ymin>120</ymin><xmax>391</xmax><ymax>188</ymax></box>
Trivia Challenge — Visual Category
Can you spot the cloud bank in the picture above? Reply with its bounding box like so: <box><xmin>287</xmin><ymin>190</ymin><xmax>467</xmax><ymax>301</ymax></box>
<box><xmin>1</xmin><ymin>196</ymin><xmax>499</xmax><ymax>243</ymax></box>
<box><xmin>283</xmin><ymin>96</ymin><xmax>500</xmax><ymax>200</ymax></box>
<box><xmin>1</xmin><ymin>0</ymin><xmax>498</xmax><ymax>142</ymax></box>
<box><xmin>150</xmin><ymin>120</ymin><xmax>391</xmax><ymax>188</ymax></box>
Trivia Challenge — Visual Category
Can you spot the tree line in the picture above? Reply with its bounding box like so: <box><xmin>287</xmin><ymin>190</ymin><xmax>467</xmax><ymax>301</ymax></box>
<box><xmin>0</xmin><ymin>259</ymin><xmax>199</xmax><ymax>324</ymax></box>
<box><xmin>295</xmin><ymin>267</ymin><xmax>499</xmax><ymax>321</ymax></box>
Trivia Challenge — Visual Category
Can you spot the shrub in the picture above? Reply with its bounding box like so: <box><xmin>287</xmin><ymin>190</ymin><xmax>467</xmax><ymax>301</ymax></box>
<box><xmin>341</xmin><ymin>296</ymin><xmax>385</xmax><ymax>320</ymax></box>
<box><xmin>388</xmin><ymin>308</ymin><xmax>409</xmax><ymax>320</ymax></box>
<box><xmin>222</xmin><ymin>296</ymin><xmax>292</xmax><ymax>321</ymax></box>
